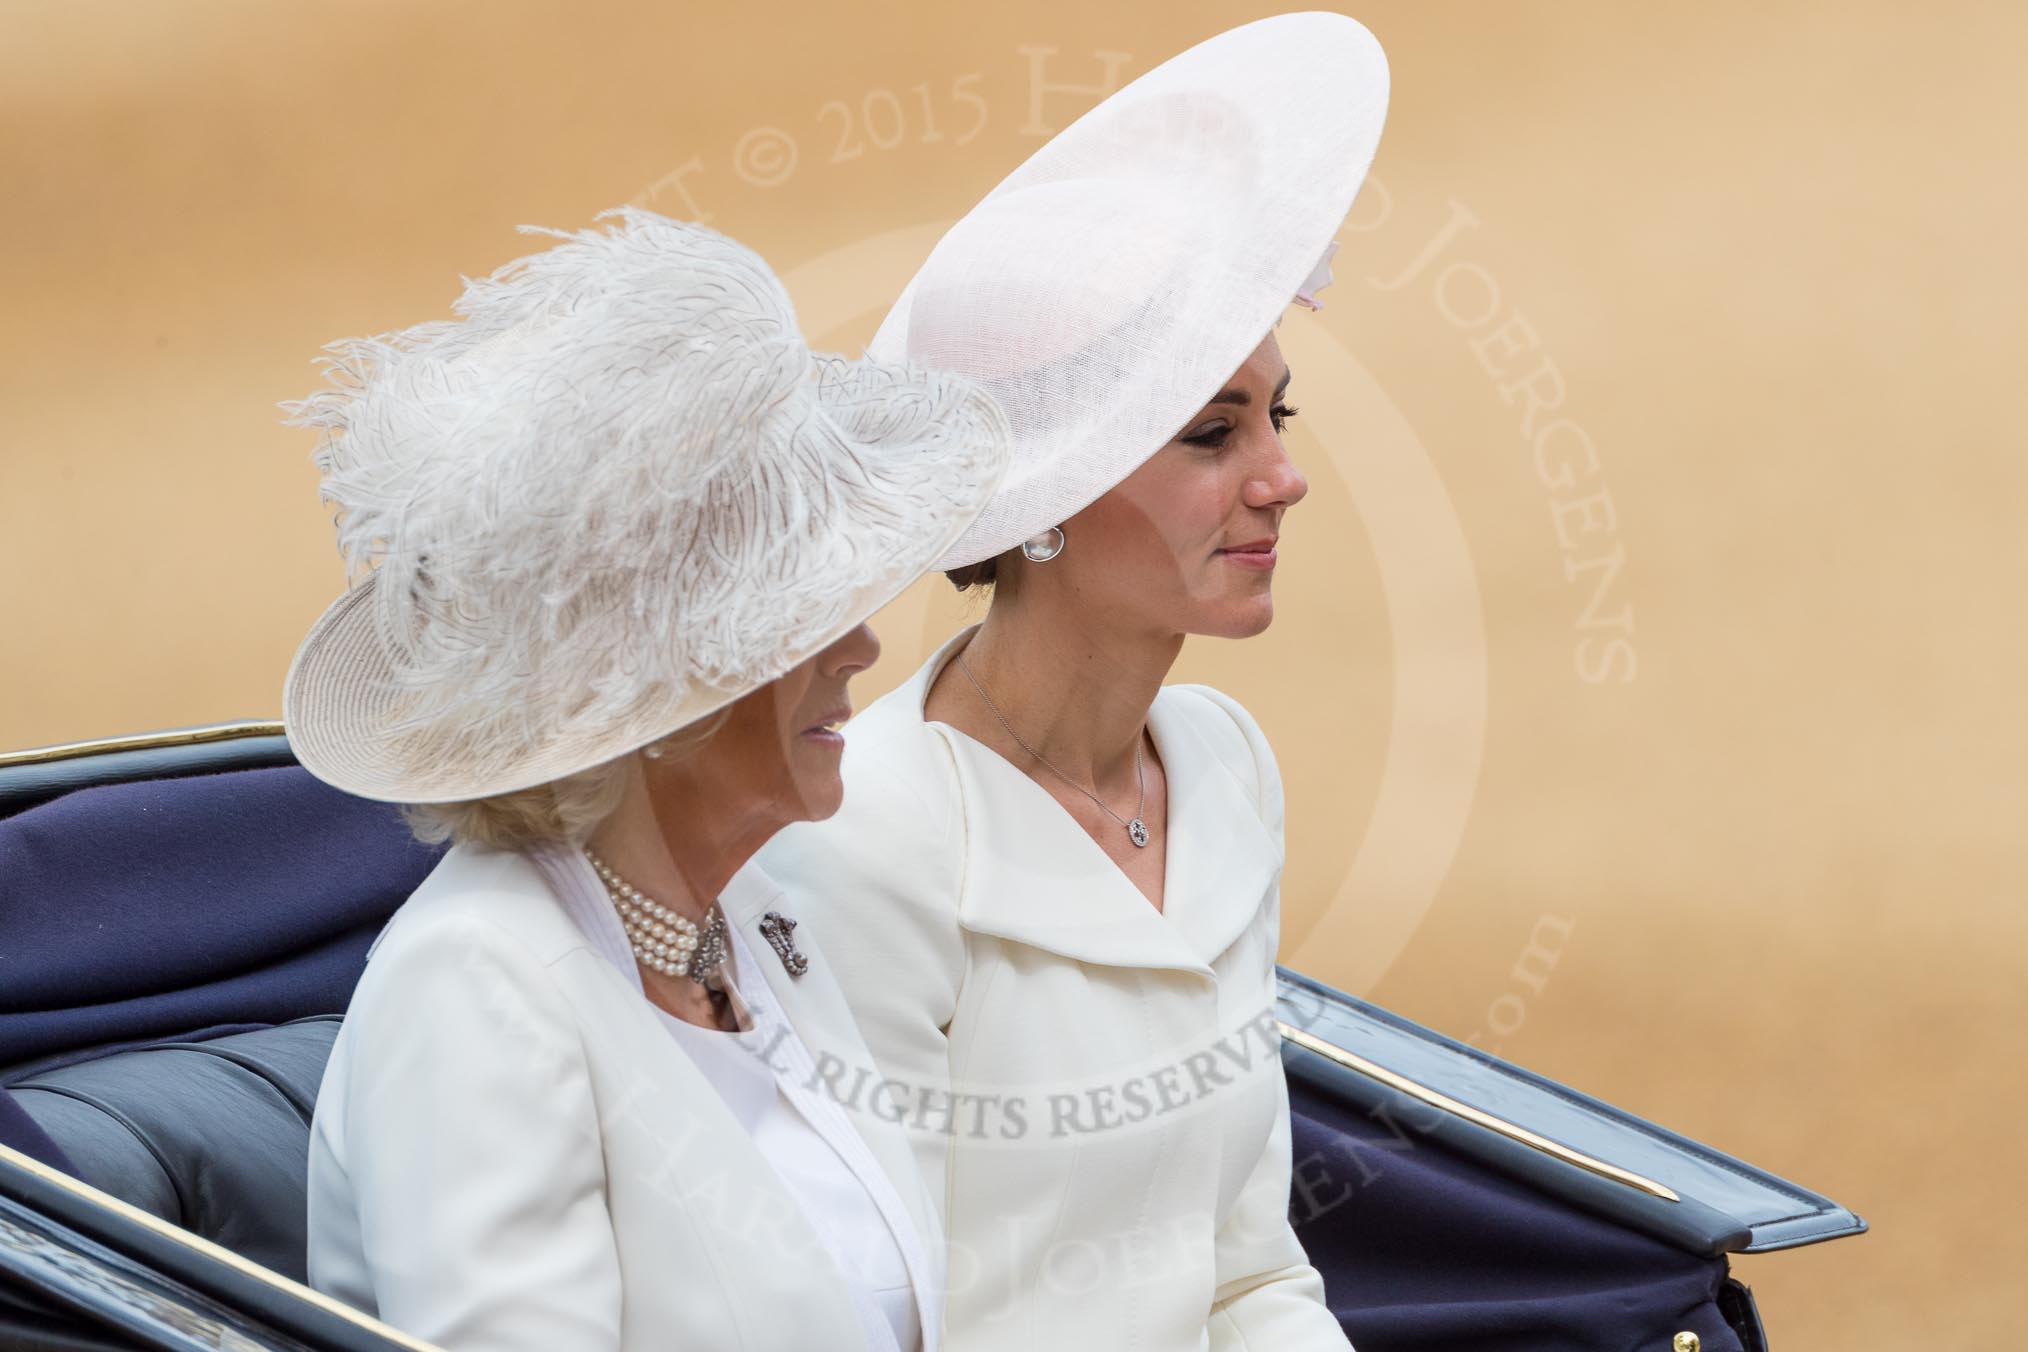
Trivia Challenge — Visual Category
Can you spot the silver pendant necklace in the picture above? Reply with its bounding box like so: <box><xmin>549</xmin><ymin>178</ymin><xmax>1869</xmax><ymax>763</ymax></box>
<box><xmin>955</xmin><ymin>651</ymin><xmax>1152</xmax><ymax>848</ymax></box>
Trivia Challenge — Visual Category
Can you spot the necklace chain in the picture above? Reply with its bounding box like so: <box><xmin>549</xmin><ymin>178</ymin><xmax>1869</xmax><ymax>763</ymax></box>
<box><xmin>955</xmin><ymin>651</ymin><xmax>1152</xmax><ymax>848</ymax></box>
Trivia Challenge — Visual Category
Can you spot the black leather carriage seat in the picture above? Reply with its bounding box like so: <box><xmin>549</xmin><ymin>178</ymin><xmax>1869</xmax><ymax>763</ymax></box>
<box><xmin>0</xmin><ymin>759</ymin><xmax>440</xmax><ymax>1285</ymax></box>
<box><xmin>8</xmin><ymin>1017</ymin><xmax>341</xmax><ymax>1283</ymax></box>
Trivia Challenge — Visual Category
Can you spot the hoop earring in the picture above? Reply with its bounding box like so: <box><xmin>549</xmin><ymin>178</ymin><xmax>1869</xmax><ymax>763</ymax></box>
<box><xmin>1021</xmin><ymin>526</ymin><xmax>1067</xmax><ymax>563</ymax></box>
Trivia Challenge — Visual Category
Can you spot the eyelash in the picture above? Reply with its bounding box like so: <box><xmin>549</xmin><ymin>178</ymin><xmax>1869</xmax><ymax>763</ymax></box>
<box><xmin>1182</xmin><ymin>404</ymin><xmax>1301</xmax><ymax>448</ymax></box>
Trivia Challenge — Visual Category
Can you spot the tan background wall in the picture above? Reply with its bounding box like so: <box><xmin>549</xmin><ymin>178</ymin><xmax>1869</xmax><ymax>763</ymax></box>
<box><xmin>4</xmin><ymin>2</ymin><xmax>2022</xmax><ymax>1345</ymax></box>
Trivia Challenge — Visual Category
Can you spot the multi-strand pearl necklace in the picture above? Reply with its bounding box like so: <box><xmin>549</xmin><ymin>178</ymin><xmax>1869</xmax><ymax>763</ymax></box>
<box><xmin>585</xmin><ymin>849</ymin><xmax>730</xmax><ymax>987</ymax></box>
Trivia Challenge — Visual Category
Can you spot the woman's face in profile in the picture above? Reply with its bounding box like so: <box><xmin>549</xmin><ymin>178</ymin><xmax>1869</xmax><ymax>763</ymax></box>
<box><xmin>653</xmin><ymin>623</ymin><xmax>880</xmax><ymax>831</ymax></box>
<box><xmin>1058</xmin><ymin>329</ymin><xmax>1309</xmax><ymax>640</ymax></box>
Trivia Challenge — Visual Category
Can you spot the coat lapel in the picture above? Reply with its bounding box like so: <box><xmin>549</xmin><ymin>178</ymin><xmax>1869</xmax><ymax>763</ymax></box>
<box><xmin>464</xmin><ymin>851</ymin><xmax>909</xmax><ymax>1348</ymax></box>
<box><xmin>1144</xmin><ymin>687</ymin><xmax>1285</xmax><ymax>965</ymax></box>
<box><xmin>527</xmin><ymin>843</ymin><xmax>940</xmax><ymax>1352</ymax></box>
<box><xmin>719</xmin><ymin>860</ymin><xmax>945</xmax><ymax>1352</ymax></box>
<box><xmin>906</xmin><ymin>629</ymin><xmax>1283</xmax><ymax>975</ymax></box>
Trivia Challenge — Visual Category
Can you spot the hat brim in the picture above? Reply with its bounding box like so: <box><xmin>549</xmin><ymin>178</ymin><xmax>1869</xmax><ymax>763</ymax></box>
<box><xmin>284</xmin><ymin>360</ymin><xmax>1008</xmax><ymax>804</ymax></box>
<box><xmin>868</xmin><ymin>12</ymin><xmax>1389</xmax><ymax>569</ymax></box>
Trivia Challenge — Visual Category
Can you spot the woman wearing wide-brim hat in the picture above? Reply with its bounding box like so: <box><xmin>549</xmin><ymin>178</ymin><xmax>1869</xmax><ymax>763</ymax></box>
<box><xmin>287</xmin><ymin>208</ymin><xmax>1008</xmax><ymax>1352</ymax></box>
<box><xmin>757</xmin><ymin>14</ymin><xmax>1386</xmax><ymax>1350</ymax></box>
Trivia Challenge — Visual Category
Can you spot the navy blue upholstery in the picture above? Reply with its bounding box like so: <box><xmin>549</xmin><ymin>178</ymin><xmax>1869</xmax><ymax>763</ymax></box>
<box><xmin>1291</xmin><ymin>1092</ymin><xmax>1762</xmax><ymax>1351</ymax></box>
<box><xmin>0</xmin><ymin>731</ymin><xmax>298</xmax><ymax>819</ymax></box>
<box><xmin>0</xmin><ymin>766</ymin><xmax>442</xmax><ymax>1071</ymax></box>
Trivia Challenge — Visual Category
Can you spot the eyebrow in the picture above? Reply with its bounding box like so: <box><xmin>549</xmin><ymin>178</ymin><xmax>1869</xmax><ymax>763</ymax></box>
<box><xmin>1206</xmin><ymin>367</ymin><xmax>1294</xmax><ymax>408</ymax></box>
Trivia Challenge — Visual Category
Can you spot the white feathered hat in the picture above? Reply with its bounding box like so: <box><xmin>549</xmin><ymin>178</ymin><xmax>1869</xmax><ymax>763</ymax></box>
<box><xmin>283</xmin><ymin>208</ymin><xmax>1009</xmax><ymax>803</ymax></box>
<box><xmin>868</xmin><ymin>11</ymin><xmax>1389</xmax><ymax>569</ymax></box>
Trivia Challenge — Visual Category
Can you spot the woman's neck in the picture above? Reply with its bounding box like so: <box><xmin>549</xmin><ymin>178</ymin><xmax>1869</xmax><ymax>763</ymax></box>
<box><xmin>947</xmin><ymin>590</ymin><xmax>1183</xmax><ymax>787</ymax></box>
<box><xmin>585</xmin><ymin>760</ymin><xmax>771</xmax><ymax>921</ymax></box>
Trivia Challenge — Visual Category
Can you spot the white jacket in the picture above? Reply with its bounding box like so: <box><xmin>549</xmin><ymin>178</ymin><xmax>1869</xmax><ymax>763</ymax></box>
<box><xmin>758</xmin><ymin>630</ymin><xmax>1351</xmax><ymax>1352</ymax></box>
<box><xmin>306</xmin><ymin>844</ymin><xmax>944</xmax><ymax>1351</ymax></box>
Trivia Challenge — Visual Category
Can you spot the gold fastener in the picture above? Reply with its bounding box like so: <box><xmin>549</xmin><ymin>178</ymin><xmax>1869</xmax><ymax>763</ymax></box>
<box><xmin>1673</xmin><ymin>1335</ymin><xmax>1701</xmax><ymax>1352</ymax></box>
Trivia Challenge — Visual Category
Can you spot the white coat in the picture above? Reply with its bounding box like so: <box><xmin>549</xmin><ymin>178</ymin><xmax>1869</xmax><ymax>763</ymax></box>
<box><xmin>758</xmin><ymin>629</ymin><xmax>1351</xmax><ymax>1351</ymax></box>
<box><xmin>306</xmin><ymin>843</ymin><xmax>944</xmax><ymax>1351</ymax></box>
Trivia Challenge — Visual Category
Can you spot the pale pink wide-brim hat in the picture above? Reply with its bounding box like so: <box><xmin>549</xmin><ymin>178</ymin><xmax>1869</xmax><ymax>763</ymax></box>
<box><xmin>284</xmin><ymin>209</ymin><xmax>1009</xmax><ymax>804</ymax></box>
<box><xmin>868</xmin><ymin>10</ymin><xmax>1389</xmax><ymax>569</ymax></box>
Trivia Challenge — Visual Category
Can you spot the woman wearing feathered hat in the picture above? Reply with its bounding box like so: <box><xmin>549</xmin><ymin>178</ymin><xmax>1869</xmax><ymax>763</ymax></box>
<box><xmin>285</xmin><ymin>208</ymin><xmax>1008</xmax><ymax>1351</ymax></box>
<box><xmin>757</xmin><ymin>14</ymin><xmax>1387</xmax><ymax>1350</ymax></box>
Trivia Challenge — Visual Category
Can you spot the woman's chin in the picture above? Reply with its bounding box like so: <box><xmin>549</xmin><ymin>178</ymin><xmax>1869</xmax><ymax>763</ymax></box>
<box><xmin>784</xmin><ymin>769</ymin><xmax>847</xmax><ymax>823</ymax></box>
<box><xmin>1191</xmin><ymin>594</ymin><xmax>1276</xmax><ymax>640</ymax></box>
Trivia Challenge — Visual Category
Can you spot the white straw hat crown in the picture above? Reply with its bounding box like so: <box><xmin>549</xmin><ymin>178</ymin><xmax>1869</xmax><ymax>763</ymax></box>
<box><xmin>868</xmin><ymin>11</ymin><xmax>1389</xmax><ymax>568</ymax></box>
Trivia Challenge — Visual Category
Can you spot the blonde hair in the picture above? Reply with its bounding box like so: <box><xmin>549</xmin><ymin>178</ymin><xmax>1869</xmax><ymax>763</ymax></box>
<box><xmin>400</xmin><ymin>708</ymin><xmax>735</xmax><ymax>850</ymax></box>
<box><xmin>403</xmin><ymin>759</ymin><xmax>630</xmax><ymax>852</ymax></box>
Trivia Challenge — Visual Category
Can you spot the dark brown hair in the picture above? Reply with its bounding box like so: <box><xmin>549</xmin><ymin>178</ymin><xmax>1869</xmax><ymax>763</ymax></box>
<box><xmin>944</xmin><ymin>558</ymin><xmax>998</xmax><ymax>592</ymax></box>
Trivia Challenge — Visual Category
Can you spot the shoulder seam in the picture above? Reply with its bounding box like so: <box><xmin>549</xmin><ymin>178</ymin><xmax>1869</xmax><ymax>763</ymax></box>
<box><xmin>1160</xmin><ymin>682</ymin><xmax>1264</xmax><ymax>812</ymax></box>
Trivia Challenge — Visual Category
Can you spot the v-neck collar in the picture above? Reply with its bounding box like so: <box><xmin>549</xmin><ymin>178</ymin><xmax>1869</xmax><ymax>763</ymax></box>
<box><xmin>936</xmin><ymin>631</ymin><xmax>1175</xmax><ymax>913</ymax></box>
<box><xmin>904</xmin><ymin>626</ymin><xmax>1282</xmax><ymax>976</ymax></box>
